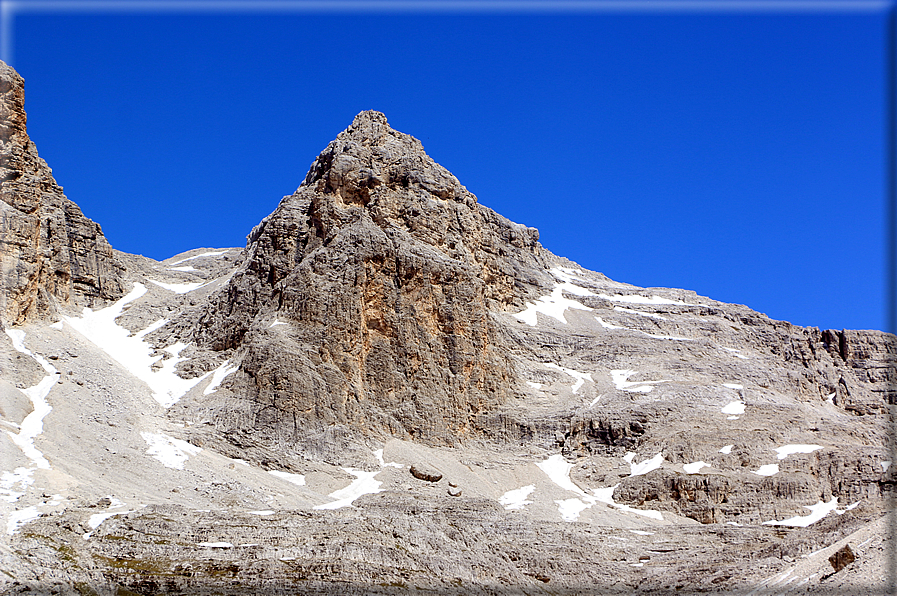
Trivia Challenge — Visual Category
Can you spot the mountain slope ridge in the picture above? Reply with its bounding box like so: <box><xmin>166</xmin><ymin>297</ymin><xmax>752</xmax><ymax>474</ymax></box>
<box><xmin>0</xmin><ymin>64</ymin><xmax>893</xmax><ymax>594</ymax></box>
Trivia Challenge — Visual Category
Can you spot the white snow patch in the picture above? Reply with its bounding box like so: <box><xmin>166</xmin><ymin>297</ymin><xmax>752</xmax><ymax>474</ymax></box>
<box><xmin>721</xmin><ymin>401</ymin><xmax>745</xmax><ymax>415</ymax></box>
<box><xmin>630</xmin><ymin>563</ymin><xmax>644</xmax><ymax>567</ymax></box>
<box><xmin>726</xmin><ymin>416</ymin><xmax>739</xmax><ymax>420</ymax></box>
<box><xmin>0</xmin><ymin>468</ymin><xmax>33</xmax><ymax>503</ymax></box>
<box><xmin>64</xmin><ymin>284</ymin><xmax>212</xmax><ymax>408</ymax></box>
<box><xmin>774</xmin><ymin>444</ymin><xmax>823</xmax><ymax>460</ymax></box>
<box><xmin>134</xmin><ymin>318</ymin><xmax>168</xmax><ymax>339</ymax></box>
<box><xmin>373</xmin><ymin>449</ymin><xmax>402</xmax><ymax>468</ymax></box>
<box><xmin>538</xmin><ymin>454</ymin><xmax>664</xmax><ymax>521</ymax></box>
<box><xmin>719</xmin><ymin>445</ymin><xmax>734</xmax><ymax>454</ymax></box>
<box><xmin>199</xmin><ymin>542</ymin><xmax>234</xmax><ymax>548</ymax></box>
<box><xmin>588</xmin><ymin>395</ymin><xmax>602</xmax><ymax>408</ymax></box>
<box><xmin>595</xmin><ymin>317</ymin><xmax>623</xmax><ymax>329</ymax></box>
<box><xmin>610</xmin><ymin>369</ymin><xmax>667</xmax><ymax>393</ymax></box>
<box><xmin>148</xmin><ymin>280</ymin><xmax>205</xmax><ymax>294</ymax></box>
<box><xmin>722</xmin><ymin>347</ymin><xmax>748</xmax><ymax>359</ymax></box>
<box><xmin>514</xmin><ymin>288</ymin><xmax>592</xmax><ymax>326</ymax></box>
<box><xmin>882</xmin><ymin>460</ymin><xmax>892</xmax><ymax>473</ymax></box>
<box><xmin>526</xmin><ymin>381</ymin><xmax>542</xmax><ymax>389</ymax></box>
<box><xmin>722</xmin><ymin>383</ymin><xmax>743</xmax><ymax>390</ymax></box>
<box><xmin>248</xmin><ymin>510</ymin><xmax>275</xmax><ymax>516</ymax></box>
<box><xmin>545</xmin><ymin>363</ymin><xmax>592</xmax><ymax>394</ymax></box>
<box><xmin>203</xmin><ymin>361</ymin><xmax>238</xmax><ymax>395</ymax></box>
<box><xmin>231</xmin><ymin>459</ymin><xmax>250</xmax><ymax>466</ymax></box>
<box><xmin>629</xmin><ymin>530</ymin><xmax>654</xmax><ymax>535</ymax></box>
<box><xmin>169</xmin><ymin>251</ymin><xmax>227</xmax><ymax>266</ymax></box>
<box><xmin>597</xmin><ymin>293</ymin><xmax>692</xmax><ymax>306</ymax></box>
<box><xmin>753</xmin><ymin>464</ymin><xmax>779</xmax><ymax>476</ymax></box>
<box><xmin>6</xmin><ymin>506</ymin><xmax>39</xmax><ymax>535</ymax></box>
<box><xmin>591</xmin><ymin>485</ymin><xmax>664</xmax><ymax>520</ymax></box>
<box><xmin>314</xmin><ymin>469</ymin><xmax>384</xmax><ymax>510</ymax></box>
<box><xmin>835</xmin><ymin>501</ymin><xmax>861</xmax><ymax>514</ymax></box>
<box><xmin>825</xmin><ymin>392</ymin><xmax>836</xmax><ymax>404</ymax></box>
<box><xmin>596</xmin><ymin>317</ymin><xmax>690</xmax><ymax>341</ymax></box>
<box><xmin>83</xmin><ymin>499</ymin><xmax>132</xmax><ymax>539</ymax></box>
<box><xmin>683</xmin><ymin>461</ymin><xmax>709</xmax><ymax>474</ymax></box>
<box><xmin>614</xmin><ymin>306</ymin><xmax>667</xmax><ymax>320</ymax></box>
<box><xmin>555</xmin><ymin>497</ymin><xmax>592</xmax><ymax>521</ymax></box>
<box><xmin>499</xmin><ymin>485</ymin><xmax>535</xmax><ymax>510</ymax></box>
<box><xmin>762</xmin><ymin>497</ymin><xmax>839</xmax><ymax>527</ymax></box>
<box><xmin>268</xmin><ymin>470</ymin><xmax>306</xmax><ymax>486</ymax></box>
<box><xmin>49</xmin><ymin>321</ymin><xmax>63</xmax><ymax>330</ymax></box>
<box><xmin>5</xmin><ymin>329</ymin><xmax>58</xmax><ymax>471</ymax></box>
<box><xmin>141</xmin><ymin>432</ymin><xmax>201</xmax><ymax>470</ymax></box>
<box><xmin>269</xmin><ymin>319</ymin><xmax>287</xmax><ymax>328</ymax></box>
<box><xmin>168</xmin><ymin>266</ymin><xmax>197</xmax><ymax>272</ymax></box>
<box><xmin>628</xmin><ymin>453</ymin><xmax>664</xmax><ymax>477</ymax></box>
<box><xmin>538</xmin><ymin>455</ymin><xmax>584</xmax><ymax>495</ymax></box>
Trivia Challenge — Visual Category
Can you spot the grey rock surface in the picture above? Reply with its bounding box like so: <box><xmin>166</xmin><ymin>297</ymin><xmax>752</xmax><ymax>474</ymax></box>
<box><xmin>0</xmin><ymin>60</ymin><xmax>125</xmax><ymax>324</ymax></box>
<box><xmin>0</xmin><ymin>83</ymin><xmax>892</xmax><ymax>595</ymax></box>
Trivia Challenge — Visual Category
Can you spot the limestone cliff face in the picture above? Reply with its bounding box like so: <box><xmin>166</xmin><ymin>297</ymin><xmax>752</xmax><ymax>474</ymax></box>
<box><xmin>195</xmin><ymin>111</ymin><xmax>548</xmax><ymax>443</ymax></box>
<box><xmin>0</xmin><ymin>61</ymin><xmax>124</xmax><ymax>324</ymax></box>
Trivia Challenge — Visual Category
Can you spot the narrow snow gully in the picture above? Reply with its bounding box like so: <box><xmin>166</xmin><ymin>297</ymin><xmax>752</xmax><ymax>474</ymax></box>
<box><xmin>2</xmin><ymin>329</ymin><xmax>59</xmax><ymax>532</ymax></box>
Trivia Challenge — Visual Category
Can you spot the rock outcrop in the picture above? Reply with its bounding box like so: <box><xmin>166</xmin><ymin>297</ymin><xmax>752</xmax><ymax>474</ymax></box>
<box><xmin>193</xmin><ymin>111</ymin><xmax>549</xmax><ymax>445</ymax></box>
<box><xmin>0</xmin><ymin>60</ymin><xmax>124</xmax><ymax>324</ymax></box>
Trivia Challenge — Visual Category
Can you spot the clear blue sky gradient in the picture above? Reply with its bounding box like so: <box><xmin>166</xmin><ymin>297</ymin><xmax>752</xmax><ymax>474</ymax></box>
<box><xmin>5</xmin><ymin>3</ymin><xmax>892</xmax><ymax>332</ymax></box>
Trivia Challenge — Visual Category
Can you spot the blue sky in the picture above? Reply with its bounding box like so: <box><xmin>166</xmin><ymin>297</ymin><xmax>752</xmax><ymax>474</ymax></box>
<box><xmin>3</xmin><ymin>1</ymin><xmax>892</xmax><ymax>332</ymax></box>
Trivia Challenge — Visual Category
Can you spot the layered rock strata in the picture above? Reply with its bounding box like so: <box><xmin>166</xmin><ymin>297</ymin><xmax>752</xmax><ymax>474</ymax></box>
<box><xmin>0</xmin><ymin>60</ymin><xmax>124</xmax><ymax>324</ymax></box>
<box><xmin>194</xmin><ymin>111</ymin><xmax>550</xmax><ymax>444</ymax></box>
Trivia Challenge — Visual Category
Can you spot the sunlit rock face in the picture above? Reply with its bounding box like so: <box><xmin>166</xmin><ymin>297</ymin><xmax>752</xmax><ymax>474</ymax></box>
<box><xmin>0</xmin><ymin>60</ymin><xmax>125</xmax><ymax>324</ymax></box>
<box><xmin>194</xmin><ymin>110</ymin><xmax>551</xmax><ymax>445</ymax></box>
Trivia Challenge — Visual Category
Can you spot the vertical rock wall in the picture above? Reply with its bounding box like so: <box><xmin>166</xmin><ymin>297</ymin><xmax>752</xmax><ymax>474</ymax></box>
<box><xmin>0</xmin><ymin>61</ymin><xmax>124</xmax><ymax>324</ymax></box>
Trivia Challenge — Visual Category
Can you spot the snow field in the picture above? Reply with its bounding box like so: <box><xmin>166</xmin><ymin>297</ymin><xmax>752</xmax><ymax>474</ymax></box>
<box><xmin>204</xmin><ymin>361</ymin><xmax>239</xmax><ymax>395</ymax></box>
<box><xmin>596</xmin><ymin>316</ymin><xmax>691</xmax><ymax>341</ymax></box>
<box><xmin>313</xmin><ymin>469</ymin><xmax>384</xmax><ymax>510</ymax></box>
<box><xmin>537</xmin><ymin>454</ymin><xmax>664</xmax><ymax>521</ymax></box>
<box><xmin>5</xmin><ymin>329</ymin><xmax>58</xmax><ymax>471</ymax></box>
<box><xmin>625</xmin><ymin>452</ymin><xmax>664</xmax><ymax>476</ymax></box>
<box><xmin>83</xmin><ymin>498</ymin><xmax>133</xmax><ymax>539</ymax></box>
<box><xmin>168</xmin><ymin>250</ymin><xmax>227</xmax><ymax>266</ymax></box>
<box><xmin>774</xmin><ymin>444</ymin><xmax>823</xmax><ymax>460</ymax></box>
<box><xmin>513</xmin><ymin>267</ymin><xmax>596</xmax><ymax>326</ymax></box>
<box><xmin>268</xmin><ymin>471</ymin><xmax>306</xmax><ymax>486</ymax></box>
<box><xmin>148</xmin><ymin>280</ymin><xmax>206</xmax><ymax>294</ymax></box>
<box><xmin>611</xmin><ymin>369</ymin><xmax>667</xmax><ymax>393</ymax></box>
<box><xmin>63</xmin><ymin>284</ymin><xmax>212</xmax><ymax>407</ymax></box>
<box><xmin>721</xmin><ymin>402</ymin><xmax>745</xmax><ymax>415</ymax></box>
<box><xmin>2</xmin><ymin>329</ymin><xmax>60</xmax><ymax>536</ymax></box>
<box><xmin>753</xmin><ymin>464</ymin><xmax>779</xmax><ymax>477</ymax></box>
<box><xmin>499</xmin><ymin>485</ymin><xmax>536</xmax><ymax>510</ymax></box>
<box><xmin>141</xmin><ymin>432</ymin><xmax>202</xmax><ymax>470</ymax></box>
<box><xmin>761</xmin><ymin>497</ymin><xmax>842</xmax><ymax>527</ymax></box>
<box><xmin>544</xmin><ymin>363</ymin><xmax>592</xmax><ymax>394</ymax></box>
<box><xmin>682</xmin><ymin>461</ymin><xmax>709</xmax><ymax>474</ymax></box>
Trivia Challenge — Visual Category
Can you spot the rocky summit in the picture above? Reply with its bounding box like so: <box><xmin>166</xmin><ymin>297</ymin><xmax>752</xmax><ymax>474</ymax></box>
<box><xmin>0</xmin><ymin>61</ymin><xmax>894</xmax><ymax>595</ymax></box>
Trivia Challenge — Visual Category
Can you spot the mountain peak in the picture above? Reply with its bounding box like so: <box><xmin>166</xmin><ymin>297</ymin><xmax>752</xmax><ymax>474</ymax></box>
<box><xmin>0</xmin><ymin>60</ymin><xmax>125</xmax><ymax>323</ymax></box>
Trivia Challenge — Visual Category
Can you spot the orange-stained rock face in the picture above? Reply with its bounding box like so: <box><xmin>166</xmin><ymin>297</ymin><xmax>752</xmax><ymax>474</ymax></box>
<box><xmin>193</xmin><ymin>111</ymin><xmax>550</xmax><ymax>444</ymax></box>
<box><xmin>0</xmin><ymin>60</ymin><xmax>125</xmax><ymax>324</ymax></box>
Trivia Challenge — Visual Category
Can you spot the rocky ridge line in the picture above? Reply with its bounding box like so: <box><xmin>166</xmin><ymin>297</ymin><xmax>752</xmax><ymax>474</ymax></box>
<box><xmin>0</xmin><ymin>60</ymin><xmax>125</xmax><ymax>325</ymax></box>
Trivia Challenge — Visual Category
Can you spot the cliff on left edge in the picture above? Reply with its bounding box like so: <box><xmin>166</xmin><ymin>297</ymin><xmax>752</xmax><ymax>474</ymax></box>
<box><xmin>0</xmin><ymin>60</ymin><xmax>124</xmax><ymax>324</ymax></box>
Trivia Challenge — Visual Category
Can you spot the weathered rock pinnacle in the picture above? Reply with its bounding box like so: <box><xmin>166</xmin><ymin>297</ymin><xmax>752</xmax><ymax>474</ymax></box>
<box><xmin>0</xmin><ymin>60</ymin><xmax>125</xmax><ymax>324</ymax></box>
<box><xmin>193</xmin><ymin>110</ymin><xmax>550</xmax><ymax>445</ymax></box>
